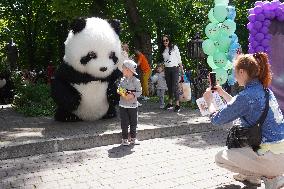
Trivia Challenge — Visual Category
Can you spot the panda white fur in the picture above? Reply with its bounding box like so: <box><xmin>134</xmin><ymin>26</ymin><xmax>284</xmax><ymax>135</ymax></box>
<box><xmin>51</xmin><ymin>17</ymin><xmax>122</xmax><ymax>122</ymax></box>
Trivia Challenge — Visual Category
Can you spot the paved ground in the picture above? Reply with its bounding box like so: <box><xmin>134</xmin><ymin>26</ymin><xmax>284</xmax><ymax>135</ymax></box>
<box><xmin>0</xmin><ymin>131</ymin><xmax>265</xmax><ymax>189</ymax></box>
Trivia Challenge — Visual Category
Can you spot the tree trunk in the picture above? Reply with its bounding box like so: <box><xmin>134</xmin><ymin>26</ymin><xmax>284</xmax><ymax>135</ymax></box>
<box><xmin>123</xmin><ymin>0</ymin><xmax>152</xmax><ymax>64</ymax></box>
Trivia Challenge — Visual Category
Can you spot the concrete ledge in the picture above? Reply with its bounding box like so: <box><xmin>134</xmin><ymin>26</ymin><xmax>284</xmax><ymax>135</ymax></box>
<box><xmin>0</xmin><ymin>122</ymin><xmax>223</xmax><ymax>160</ymax></box>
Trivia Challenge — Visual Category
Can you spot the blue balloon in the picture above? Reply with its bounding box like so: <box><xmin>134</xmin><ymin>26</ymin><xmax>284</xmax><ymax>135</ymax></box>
<box><xmin>230</xmin><ymin>34</ymin><xmax>238</xmax><ymax>43</ymax></box>
<box><xmin>227</xmin><ymin>72</ymin><xmax>236</xmax><ymax>86</ymax></box>
<box><xmin>230</xmin><ymin>42</ymin><xmax>240</xmax><ymax>50</ymax></box>
<box><xmin>227</xmin><ymin>6</ymin><xmax>236</xmax><ymax>20</ymax></box>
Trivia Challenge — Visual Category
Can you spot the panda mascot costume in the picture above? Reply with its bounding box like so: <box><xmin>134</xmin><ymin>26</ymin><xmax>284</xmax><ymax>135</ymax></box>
<box><xmin>51</xmin><ymin>17</ymin><xmax>122</xmax><ymax>122</ymax></box>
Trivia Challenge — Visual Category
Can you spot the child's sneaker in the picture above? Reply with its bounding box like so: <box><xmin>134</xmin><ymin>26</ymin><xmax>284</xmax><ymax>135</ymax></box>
<box><xmin>129</xmin><ymin>138</ymin><xmax>140</xmax><ymax>145</ymax></box>
<box><xmin>174</xmin><ymin>105</ymin><xmax>180</xmax><ymax>112</ymax></box>
<box><xmin>121</xmin><ymin>139</ymin><xmax>129</xmax><ymax>146</ymax></box>
<box><xmin>160</xmin><ymin>104</ymin><xmax>165</xmax><ymax>109</ymax></box>
<box><xmin>164</xmin><ymin>104</ymin><xmax>173</xmax><ymax>110</ymax></box>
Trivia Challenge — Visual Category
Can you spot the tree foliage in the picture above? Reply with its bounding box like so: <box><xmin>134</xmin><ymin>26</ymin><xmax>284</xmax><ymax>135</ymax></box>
<box><xmin>0</xmin><ymin>0</ymin><xmax>258</xmax><ymax>72</ymax></box>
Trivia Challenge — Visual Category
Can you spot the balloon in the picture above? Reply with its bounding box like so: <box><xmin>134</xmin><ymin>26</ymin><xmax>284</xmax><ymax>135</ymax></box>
<box><xmin>215</xmin><ymin>35</ymin><xmax>231</xmax><ymax>52</ymax></box>
<box><xmin>205</xmin><ymin>23</ymin><xmax>220</xmax><ymax>40</ymax></box>
<box><xmin>251</xmin><ymin>29</ymin><xmax>258</xmax><ymax>35</ymax></box>
<box><xmin>202</xmin><ymin>39</ymin><xmax>216</xmax><ymax>56</ymax></box>
<box><xmin>248</xmin><ymin>14</ymin><xmax>256</xmax><ymax>22</ymax></box>
<box><xmin>260</xmin><ymin>26</ymin><xmax>269</xmax><ymax>34</ymax></box>
<box><xmin>247</xmin><ymin>22</ymin><xmax>254</xmax><ymax>30</ymax></box>
<box><xmin>254</xmin><ymin>1</ymin><xmax>264</xmax><ymax>7</ymax></box>
<box><xmin>230</xmin><ymin>42</ymin><xmax>240</xmax><ymax>50</ymax></box>
<box><xmin>249</xmin><ymin>8</ymin><xmax>255</xmax><ymax>14</ymax></box>
<box><xmin>208</xmin><ymin>9</ymin><xmax>219</xmax><ymax>23</ymax></box>
<box><xmin>227</xmin><ymin>6</ymin><xmax>236</xmax><ymax>20</ymax></box>
<box><xmin>214</xmin><ymin>68</ymin><xmax>228</xmax><ymax>85</ymax></box>
<box><xmin>227</xmin><ymin>72</ymin><xmax>236</xmax><ymax>85</ymax></box>
<box><xmin>254</xmin><ymin>6</ymin><xmax>263</xmax><ymax>14</ymax></box>
<box><xmin>263</xmin><ymin>19</ymin><xmax>271</xmax><ymax>27</ymax></box>
<box><xmin>252</xmin><ymin>40</ymin><xmax>259</xmax><ymax>48</ymax></box>
<box><xmin>213</xmin><ymin>5</ymin><xmax>228</xmax><ymax>22</ymax></box>
<box><xmin>277</xmin><ymin>14</ymin><xmax>284</xmax><ymax>22</ymax></box>
<box><xmin>221</xmin><ymin>19</ymin><xmax>236</xmax><ymax>35</ymax></box>
<box><xmin>263</xmin><ymin>2</ymin><xmax>271</xmax><ymax>11</ymax></box>
<box><xmin>255</xmin><ymin>33</ymin><xmax>265</xmax><ymax>41</ymax></box>
<box><xmin>207</xmin><ymin>56</ymin><xmax>219</xmax><ymax>69</ymax></box>
<box><xmin>213</xmin><ymin>52</ymin><xmax>228</xmax><ymax>68</ymax></box>
<box><xmin>265</xmin><ymin>34</ymin><xmax>272</xmax><ymax>40</ymax></box>
<box><xmin>269</xmin><ymin>12</ymin><xmax>276</xmax><ymax>19</ymax></box>
<box><xmin>231</xmin><ymin>34</ymin><xmax>238</xmax><ymax>43</ymax></box>
<box><xmin>256</xmin><ymin>46</ymin><xmax>265</xmax><ymax>52</ymax></box>
<box><xmin>261</xmin><ymin>39</ymin><xmax>270</xmax><ymax>47</ymax></box>
<box><xmin>275</xmin><ymin>7</ymin><xmax>283</xmax><ymax>17</ymax></box>
<box><xmin>224</xmin><ymin>60</ymin><xmax>233</xmax><ymax>70</ymax></box>
<box><xmin>254</xmin><ymin>21</ymin><xmax>262</xmax><ymax>30</ymax></box>
<box><xmin>214</xmin><ymin>0</ymin><xmax>229</xmax><ymax>5</ymax></box>
<box><xmin>256</xmin><ymin>13</ymin><xmax>265</xmax><ymax>21</ymax></box>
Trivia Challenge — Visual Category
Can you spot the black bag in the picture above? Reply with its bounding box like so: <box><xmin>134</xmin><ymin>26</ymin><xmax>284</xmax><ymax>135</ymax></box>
<box><xmin>226</xmin><ymin>88</ymin><xmax>269</xmax><ymax>151</ymax></box>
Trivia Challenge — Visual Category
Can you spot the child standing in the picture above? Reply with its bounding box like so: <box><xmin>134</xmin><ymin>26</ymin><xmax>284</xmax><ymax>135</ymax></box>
<box><xmin>152</xmin><ymin>64</ymin><xmax>168</xmax><ymax>109</ymax></box>
<box><xmin>118</xmin><ymin>60</ymin><xmax>142</xmax><ymax>146</ymax></box>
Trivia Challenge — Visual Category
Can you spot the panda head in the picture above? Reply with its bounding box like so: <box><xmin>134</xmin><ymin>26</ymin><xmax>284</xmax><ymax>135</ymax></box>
<box><xmin>64</xmin><ymin>17</ymin><xmax>121</xmax><ymax>78</ymax></box>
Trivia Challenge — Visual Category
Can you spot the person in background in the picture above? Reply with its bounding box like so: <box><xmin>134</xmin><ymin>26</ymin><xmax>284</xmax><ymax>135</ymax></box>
<box><xmin>203</xmin><ymin>52</ymin><xmax>284</xmax><ymax>189</ymax></box>
<box><xmin>118</xmin><ymin>60</ymin><xmax>142</xmax><ymax>146</ymax></box>
<box><xmin>135</xmin><ymin>50</ymin><xmax>151</xmax><ymax>101</ymax></box>
<box><xmin>161</xmin><ymin>35</ymin><xmax>184</xmax><ymax>112</ymax></box>
<box><xmin>151</xmin><ymin>64</ymin><xmax>167</xmax><ymax>109</ymax></box>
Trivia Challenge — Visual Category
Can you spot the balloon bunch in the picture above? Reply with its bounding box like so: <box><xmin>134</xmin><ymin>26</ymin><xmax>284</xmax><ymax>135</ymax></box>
<box><xmin>202</xmin><ymin>0</ymin><xmax>240</xmax><ymax>85</ymax></box>
<box><xmin>247</xmin><ymin>0</ymin><xmax>284</xmax><ymax>54</ymax></box>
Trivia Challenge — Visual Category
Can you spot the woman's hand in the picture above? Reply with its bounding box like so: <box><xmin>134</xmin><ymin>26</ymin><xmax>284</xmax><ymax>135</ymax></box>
<box><xmin>212</xmin><ymin>85</ymin><xmax>225</xmax><ymax>97</ymax></box>
<box><xmin>203</xmin><ymin>88</ymin><xmax>213</xmax><ymax>103</ymax></box>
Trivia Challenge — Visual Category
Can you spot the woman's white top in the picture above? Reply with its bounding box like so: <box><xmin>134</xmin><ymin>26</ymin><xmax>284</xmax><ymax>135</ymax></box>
<box><xmin>162</xmin><ymin>45</ymin><xmax>182</xmax><ymax>67</ymax></box>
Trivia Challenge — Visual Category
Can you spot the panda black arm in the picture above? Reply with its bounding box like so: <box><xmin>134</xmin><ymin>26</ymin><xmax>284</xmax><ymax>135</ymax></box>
<box><xmin>106</xmin><ymin>69</ymin><xmax>121</xmax><ymax>105</ymax></box>
<box><xmin>51</xmin><ymin>75</ymin><xmax>81</xmax><ymax>111</ymax></box>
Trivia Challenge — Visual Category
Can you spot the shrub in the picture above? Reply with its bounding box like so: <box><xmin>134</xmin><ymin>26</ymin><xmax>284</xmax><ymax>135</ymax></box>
<box><xmin>12</xmin><ymin>81</ymin><xmax>55</xmax><ymax>117</ymax></box>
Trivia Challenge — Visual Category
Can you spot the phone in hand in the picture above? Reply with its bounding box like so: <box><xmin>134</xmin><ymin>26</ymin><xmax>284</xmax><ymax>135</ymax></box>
<box><xmin>209</xmin><ymin>72</ymin><xmax>217</xmax><ymax>90</ymax></box>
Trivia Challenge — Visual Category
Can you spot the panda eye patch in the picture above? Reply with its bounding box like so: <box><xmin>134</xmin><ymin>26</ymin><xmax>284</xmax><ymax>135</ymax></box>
<box><xmin>80</xmin><ymin>51</ymin><xmax>97</xmax><ymax>65</ymax></box>
<box><xmin>109</xmin><ymin>51</ymin><xmax>118</xmax><ymax>64</ymax></box>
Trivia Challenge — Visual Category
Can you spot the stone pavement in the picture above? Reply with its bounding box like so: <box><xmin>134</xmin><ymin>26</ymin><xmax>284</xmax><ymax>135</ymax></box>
<box><xmin>0</xmin><ymin>101</ymin><xmax>224</xmax><ymax>160</ymax></box>
<box><xmin>0</xmin><ymin>132</ymin><xmax>265</xmax><ymax>189</ymax></box>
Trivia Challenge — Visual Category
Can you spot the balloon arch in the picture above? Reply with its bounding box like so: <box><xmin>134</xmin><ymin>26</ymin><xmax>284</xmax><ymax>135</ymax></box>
<box><xmin>247</xmin><ymin>0</ymin><xmax>284</xmax><ymax>112</ymax></box>
<box><xmin>247</xmin><ymin>0</ymin><xmax>284</xmax><ymax>54</ymax></box>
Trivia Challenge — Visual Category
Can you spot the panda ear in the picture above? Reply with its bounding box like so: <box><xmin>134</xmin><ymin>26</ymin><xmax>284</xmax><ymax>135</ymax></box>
<box><xmin>107</xmin><ymin>19</ymin><xmax>121</xmax><ymax>36</ymax></box>
<box><xmin>70</xmin><ymin>17</ymin><xmax>86</xmax><ymax>34</ymax></box>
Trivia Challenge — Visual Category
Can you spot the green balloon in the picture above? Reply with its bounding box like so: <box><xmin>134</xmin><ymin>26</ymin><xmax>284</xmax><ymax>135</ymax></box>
<box><xmin>207</xmin><ymin>56</ymin><xmax>219</xmax><ymax>69</ymax></box>
<box><xmin>224</xmin><ymin>61</ymin><xmax>233</xmax><ymax>70</ymax></box>
<box><xmin>202</xmin><ymin>39</ymin><xmax>216</xmax><ymax>56</ymax></box>
<box><xmin>221</xmin><ymin>19</ymin><xmax>236</xmax><ymax>36</ymax></box>
<box><xmin>205</xmin><ymin>23</ymin><xmax>220</xmax><ymax>40</ymax></box>
<box><xmin>213</xmin><ymin>5</ymin><xmax>228</xmax><ymax>22</ymax></box>
<box><xmin>214</xmin><ymin>67</ymin><xmax>228</xmax><ymax>85</ymax></box>
<box><xmin>215</xmin><ymin>35</ymin><xmax>231</xmax><ymax>52</ymax></box>
<box><xmin>213</xmin><ymin>51</ymin><xmax>228</xmax><ymax>68</ymax></box>
<box><xmin>214</xmin><ymin>0</ymin><xmax>229</xmax><ymax>5</ymax></box>
<box><xmin>208</xmin><ymin>9</ymin><xmax>219</xmax><ymax>24</ymax></box>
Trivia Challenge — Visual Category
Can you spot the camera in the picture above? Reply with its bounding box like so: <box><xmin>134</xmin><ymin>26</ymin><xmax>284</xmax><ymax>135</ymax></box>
<box><xmin>209</xmin><ymin>72</ymin><xmax>217</xmax><ymax>90</ymax></box>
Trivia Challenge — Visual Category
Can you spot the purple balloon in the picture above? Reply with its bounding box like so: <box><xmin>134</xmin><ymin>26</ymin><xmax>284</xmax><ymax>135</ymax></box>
<box><xmin>247</xmin><ymin>22</ymin><xmax>254</xmax><ymax>30</ymax></box>
<box><xmin>249</xmin><ymin>8</ymin><xmax>255</xmax><ymax>14</ymax></box>
<box><xmin>256</xmin><ymin>13</ymin><xmax>265</xmax><ymax>21</ymax></box>
<box><xmin>255</xmin><ymin>33</ymin><xmax>265</xmax><ymax>41</ymax></box>
<box><xmin>254</xmin><ymin>21</ymin><xmax>262</xmax><ymax>30</ymax></box>
<box><xmin>261</xmin><ymin>39</ymin><xmax>270</xmax><ymax>47</ymax></box>
<box><xmin>265</xmin><ymin>34</ymin><xmax>272</xmax><ymax>40</ymax></box>
<box><xmin>263</xmin><ymin>10</ymin><xmax>271</xmax><ymax>18</ymax></box>
<box><xmin>254</xmin><ymin>6</ymin><xmax>263</xmax><ymax>14</ymax></box>
<box><xmin>249</xmin><ymin>35</ymin><xmax>254</xmax><ymax>43</ymax></box>
<box><xmin>265</xmin><ymin>47</ymin><xmax>271</xmax><ymax>53</ymax></box>
<box><xmin>251</xmin><ymin>29</ymin><xmax>258</xmax><ymax>35</ymax></box>
<box><xmin>263</xmin><ymin>2</ymin><xmax>271</xmax><ymax>11</ymax></box>
<box><xmin>271</xmin><ymin>1</ymin><xmax>281</xmax><ymax>10</ymax></box>
<box><xmin>248</xmin><ymin>48</ymin><xmax>254</xmax><ymax>53</ymax></box>
<box><xmin>260</xmin><ymin>27</ymin><xmax>269</xmax><ymax>34</ymax></box>
<box><xmin>276</xmin><ymin>8</ymin><xmax>283</xmax><ymax>17</ymax></box>
<box><xmin>269</xmin><ymin>11</ymin><xmax>276</xmax><ymax>19</ymax></box>
<box><xmin>263</xmin><ymin>19</ymin><xmax>271</xmax><ymax>27</ymax></box>
<box><xmin>278</xmin><ymin>14</ymin><xmax>284</xmax><ymax>21</ymax></box>
<box><xmin>252</xmin><ymin>40</ymin><xmax>259</xmax><ymax>48</ymax></box>
<box><xmin>256</xmin><ymin>46</ymin><xmax>265</xmax><ymax>52</ymax></box>
<box><xmin>249</xmin><ymin>14</ymin><xmax>256</xmax><ymax>22</ymax></box>
<box><xmin>254</xmin><ymin>1</ymin><xmax>264</xmax><ymax>7</ymax></box>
